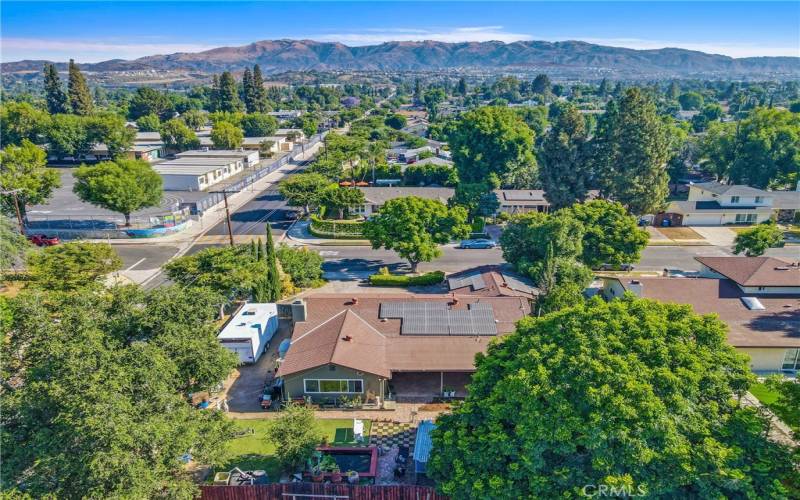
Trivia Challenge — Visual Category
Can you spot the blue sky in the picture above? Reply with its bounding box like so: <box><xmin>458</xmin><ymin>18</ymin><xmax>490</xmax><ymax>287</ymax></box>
<box><xmin>1</xmin><ymin>1</ymin><xmax>798</xmax><ymax>62</ymax></box>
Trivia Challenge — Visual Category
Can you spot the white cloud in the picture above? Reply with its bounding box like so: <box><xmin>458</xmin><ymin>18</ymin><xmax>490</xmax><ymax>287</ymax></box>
<box><xmin>1</xmin><ymin>37</ymin><xmax>218</xmax><ymax>62</ymax></box>
<box><xmin>312</xmin><ymin>26</ymin><xmax>533</xmax><ymax>45</ymax></box>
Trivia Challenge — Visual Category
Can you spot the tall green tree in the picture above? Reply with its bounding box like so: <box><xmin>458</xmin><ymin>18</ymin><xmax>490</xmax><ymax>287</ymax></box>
<box><xmin>242</xmin><ymin>67</ymin><xmax>255</xmax><ymax>112</ymax></box>
<box><xmin>46</xmin><ymin>113</ymin><xmax>92</xmax><ymax>160</ymax></box>
<box><xmin>240</xmin><ymin>113</ymin><xmax>278</xmax><ymax>137</ymax></box>
<box><xmin>531</xmin><ymin>73</ymin><xmax>552</xmax><ymax>98</ymax></box>
<box><xmin>87</xmin><ymin>112</ymin><xmax>136</xmax><ymax>157</ymax></box>
<box><xmin>0</xmin><ymin>213</ymin><xmax>29</xmax><ymax>270</ymax></box>
<box><xmin>0</xmin><ymin>139</ymin><xmax>61</xmax><ymax>220</ymax></box>
<box><xmin>539</xmin><ymin>103</ymin><xmax>591</xmax><ymax>209</ymax></box>
<box><xmin>564</xmin><ymin>200</ymin><xmax>649</xmax><ymax>268</ymax></box>
<box><xmin>217</xmin><ymin>71</ymin><xmax>244</xmax><ymax>113</ymax></box>
<box><xmin>278</xmin><ymin>173</ymin><xmax>329</xmax><ymax>214</ymax></box>
<box><xmin>733</xmin><ymin>222</ymin><xmax>784</xmax><ymax>256</ymax></box>
<box><xmin>318</xmin><ymin>184</ymin><xmax>365</xmax><ymax>220</ymax></box>
<box><xmin>702</xmin><ymin>107</ymin><xmax>800</xmax><ymax>188</ymax></box>
<box><xmin>251</xmin><ymin>64</ymin><xmax>269</xmax><ymax>113</ymax></box>
<box><xmin>265</xmin><ymin>404</ymin><xmax>323</xmax><ymax>471</ymax></box>
<box><xmin>428</xmin><ymin>296</ymin><xmax>797</xmax><ymax>499</ymax></box>
<box><xmin>2</xmin><ymin>285</ymin><xmax>237</xmax><ymax>498</ymax></box>
<box><xmin>161</xmin><ymin>118</ymin><xmax>200</xmax><ymax>153</ymax></box>
<box><xmin>211</xmin><ymin>121</ymin><xmax>244</xmax><ymax>149</ymax></box>
<box><xmin>73</xmin><ymin>159</ymin><xmax>163</xmax><ymax>226</ymax></box>
<box><xmin>449</xmin><ymin>106</ymin><xmax>537</xmax><ymax>187</ymax></box>
<box><xmin>67</xmin><ymin>59</ymin><xmax>93</xmax><ymax>115</ymax></box>
<box><xmin>135</xmin><ymin>113</ymin><xmax>161</xmax><ymax>132</ymax></box>
<box><xmin>43</xmin><ymin>63</ymin><xmax>69</xmax><ymax>114</ymax></box>
<box><xmin>424</xmin><ymin>88</ymin><xmax>446</xmax><ymax>122</ymax></box>
<box><xmin>128</xmin><ymin>87</ymin><xmax>174</xmax><ymax>120</ymax></box>
<box><xmin>180</xmin><ymin>109</ymin><xmax>206</xmax><ymax>130</ymax></box>
<box><xmin>264</xmin><ymin>227</ymin><xmax>281</xmax><ymax>302</ymax></box>
<box><xmin>26</xmin><ymin>242</ymin><xmax>122</xmax><ymax>292</ymax></box>
<box><xmin>164</xmin><ymin>245</ymin><xmax>267</xmax><ymax>300</ymax></box>
<box><xmin>0</xmin><ymin>101</ymin><xmax>50</xmax><ymax>146</ymax></box>
<box><xmin>456</xmin><ymin>77</ymin><xmax>467</xmax><ymax>96</ymax></box>
<box><xmin>590</xmin><ymin>88</ymin><xmax>671</xmax><ymax>214</ymax></box>
<box><xmin>363</xmin><ymin>196</ymin><xmax>470</xmax><ymax>272</ymax></box>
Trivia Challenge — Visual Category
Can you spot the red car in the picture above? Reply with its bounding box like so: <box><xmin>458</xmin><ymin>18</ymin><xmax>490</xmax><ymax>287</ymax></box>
<box><xmin>28</xmin><ymin>234</ymin><xmax>60</xmax><ymax>246</ymax></box>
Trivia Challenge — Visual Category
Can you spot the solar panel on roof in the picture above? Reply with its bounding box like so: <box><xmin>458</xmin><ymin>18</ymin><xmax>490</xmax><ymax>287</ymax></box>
<box><xmin>447</xmin><ymin>274</ymin><xmax>486</xmax><ymax>291</ymax></box>
<box><xmin>380</xmin><ymin>300</ymin><xmax>498</xmax><ymax>336</ymax></box>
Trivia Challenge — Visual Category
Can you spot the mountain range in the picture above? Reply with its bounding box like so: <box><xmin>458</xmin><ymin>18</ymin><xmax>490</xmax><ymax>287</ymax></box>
<box><xmin>3</xmin><ymin>39</ymin><xmax>799</xmax><ymax>78</ymax></box>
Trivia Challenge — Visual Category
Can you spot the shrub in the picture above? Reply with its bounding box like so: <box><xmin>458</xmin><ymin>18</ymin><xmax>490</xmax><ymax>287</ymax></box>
<box><xmin>276</xmin><ymin>244</ymin><xmax>324</xmax><ymax>288</ymax></box>
<box><xmin>369</xmin><ymin>271</ymin><xmax>445</xmax><ymax>287</ymax></box>
<box><xmin>309</xmin><ymin>215</ymin><xmax>364</xmax><ymax>238</ymax></box>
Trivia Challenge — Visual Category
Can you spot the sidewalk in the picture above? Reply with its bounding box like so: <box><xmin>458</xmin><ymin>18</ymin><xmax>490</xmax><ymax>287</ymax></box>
<box><xmin>91</xmin><ymin>142</ymin><xmax>323</xmax><ymax>248</ymax></box>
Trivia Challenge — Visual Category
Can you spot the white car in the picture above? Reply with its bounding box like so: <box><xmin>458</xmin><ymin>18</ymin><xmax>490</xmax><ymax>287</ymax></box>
<box><xmin>459</xmin><ymin>239</ymin><xmax>497</xmax><ymax>249</ymax></box>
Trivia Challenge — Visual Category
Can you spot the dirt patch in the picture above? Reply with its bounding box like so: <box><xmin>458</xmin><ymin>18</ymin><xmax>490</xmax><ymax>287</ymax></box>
<box><xmin>656</xmin><ymin>227</ymin><xmax>704</xmax><ymax>240</ymax></box>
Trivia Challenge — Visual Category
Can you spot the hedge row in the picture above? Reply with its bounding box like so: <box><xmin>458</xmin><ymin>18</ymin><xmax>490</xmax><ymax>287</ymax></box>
<box><xmin>369</xmin><ymin>271</ymin><xmax>445</xmax><ymax>287</ymax></box>
<box><xmin>309</xmin><ymin>215</ymin><xmax>365</xmax><ymax>238</ymax></box>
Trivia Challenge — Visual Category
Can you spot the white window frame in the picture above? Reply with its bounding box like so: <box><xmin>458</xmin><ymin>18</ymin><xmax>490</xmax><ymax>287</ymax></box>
<box><xmin>782</xmin><ymin>349</ymin><xmax>800</xmax><ymax>371</ymax></box>
<box><xmin>303</xmin><ymin>378</ymin><xmax>364</xmax><ymax>394</ymax></box>
<box><xmin>731</xmin><ymin>196</ymin><xmax>740</xmax><ymax>204</ymax></box>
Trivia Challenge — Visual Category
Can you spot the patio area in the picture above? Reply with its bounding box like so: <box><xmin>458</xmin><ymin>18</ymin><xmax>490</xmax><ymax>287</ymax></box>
<box><xmin>390</xmin><ymin>372</ymin><xmax>472</xmax><ymax>403</ymax></box>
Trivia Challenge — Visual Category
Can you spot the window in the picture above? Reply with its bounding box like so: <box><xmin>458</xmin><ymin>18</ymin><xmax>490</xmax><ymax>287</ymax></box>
<box><xmin>735</xmin><ymin>214</ymin><xmax>757</xmax><ymax>223</ymax></box>
<box><xmin>731</xmin><ymin>196</ymin><xmax>740</xmax><ymax>204</ymax></box>
<box><xmin>304</xmin><ymin>379</ymin><xmax>364</xmax><ymax>393</ymax></box>
<box><xmin>755</xmin><ymin>196</ymin><xmax>764</xmax><ymax>204</ymax></box>
<box><xmin>782</xmin><ymin>349</ymin><xmax>800</xmax><ymax>371</ymax></box>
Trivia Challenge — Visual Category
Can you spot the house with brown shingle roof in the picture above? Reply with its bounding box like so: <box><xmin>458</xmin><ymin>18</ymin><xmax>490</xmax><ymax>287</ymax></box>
<box><xmin>276</xmin><ymin>293</ymin><xmax>531</xmax><ymax>405</ymax></box>
<box><xmin>602</xmin><ymin>256</ymin><xmax>800</xmax><ymax>374</ymax></box>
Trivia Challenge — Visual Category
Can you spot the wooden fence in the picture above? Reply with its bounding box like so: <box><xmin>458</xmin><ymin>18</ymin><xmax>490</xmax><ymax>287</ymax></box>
<box><xmin>200</xmin><ymin>484</ymin><xmax>447</xmax><ymax>500</ymax></box>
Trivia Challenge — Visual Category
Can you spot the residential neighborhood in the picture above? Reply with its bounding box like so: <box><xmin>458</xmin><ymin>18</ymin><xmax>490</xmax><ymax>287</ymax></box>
<box><xmin>1</xmin><ymin>1</ymin><xmax>799</xmax><ymax>499</ymax></box>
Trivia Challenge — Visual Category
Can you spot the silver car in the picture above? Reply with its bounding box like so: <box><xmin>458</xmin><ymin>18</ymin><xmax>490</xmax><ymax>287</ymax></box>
<box><xmin>459</xmin><ymin>239</ymin><xmax>497</xmax><ymax>249</ymax></box>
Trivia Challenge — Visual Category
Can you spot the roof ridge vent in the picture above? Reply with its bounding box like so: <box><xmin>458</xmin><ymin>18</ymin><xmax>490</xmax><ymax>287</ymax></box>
<box><xmin>774</xmin><ymin>266</ymin><xmax>790</xmax><ymax>271</ymax></box>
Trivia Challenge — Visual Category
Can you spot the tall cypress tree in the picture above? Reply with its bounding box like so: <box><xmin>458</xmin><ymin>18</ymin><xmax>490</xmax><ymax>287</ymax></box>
<box><xmin>67</xmin><ymin>59</ymin><xmax>93</xmax><ymax>115</ymax></box>
<box><xmin>210</xmin><ymin>74</ymin><xmax>221</xmax><ymax>112</ymax></box>
<box><xmin>252</xmin><ymin>64</ymin><xmax>268</xmax><ymax>112</ymax></box>
<box><xmin>540</xmin><ymin>103</ymin><xmax>590</xmax><ymax>209</ymax></box>
<box><xmin>242</xmin><ymin>68</ymin><xmax>255</xmax><ymax>113</ymax></box>
<box><xmin>265</xmin><ymin>226</ymin><xmax>281</xmax><ymax>301</ymax></box>
<box><xmin>589</xmin><ymin>88</ymin><xmax>670</xmax><ymax>215</ymax></box>
<box><xmin>43</xmin><ymin>64</ymin><xmax>69</xmax><ymax>114</ymax></box>
<box><xmin>217</xmin><ymin>71</ymin><xmax>243</xmax><ymax>113</ymax></box>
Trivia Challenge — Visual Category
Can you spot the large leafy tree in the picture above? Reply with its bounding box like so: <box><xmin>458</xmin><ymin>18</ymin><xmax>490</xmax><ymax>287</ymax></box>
<box><xmin>449</xmin><ymin>106</ymin><xmax>537</xmax><ymax>187</ymax></box>
<box><xmin>363</xmin><ymin>196</ymin><xmax>470</xmax><ymax>272</ymax></box>
<box><xmin>26</xmin><ymin>242</ymin><xmax>122</xmax><ymax>292</ymax></box>
<box><xmin>0</xmin><ymin>139</ymin><xmax>61</xmax><ymax>220</ymax></box>
<box><xmin>43</xmin><ymin>63</ymin><xmax>69</xmax><ymax>114</ymax></box>
<box><xmin>2</xmin><ymin>285</ymin><xmax>237</xmax><ymax>498</ymax></box>
<box><xmin>128</xmin><ymin>87</ymin><xmax>174</xmax><ymax>120</ymax></box>
<box><xmin>164</xmin><ymin>245</ymin><xmax>267</xmax><ymax>300</ymax></box>
<box><xmin>539</xmin><ymin>103</ymin><xmax>591</xmax><ymax>209</ymax></box>
<box><xmin>564</xmin><ymin>200</ymin><xmax>649</xmax><ymax>268</ymax></box>
<box><xmin>278</xmin><ymin>173</ymin><xmax>329</xmax><ymax>214</ymax></box>
<box><xmin>73</xmin><ymin>159</ymin><xmax>163</xmax><ymax>226</ymax></box>
<box><xmin>733</xmin><ymin>222</ymin><xmax>784</xmax><ymax>256</ymax></box>
<box><xmin>180</xmin><ymin>109</ymin><xmax>207</xmax><ymax>131</ymax></box>
<box><xmin>318</xmin><ymin>185</ymin><xmax>365</xmax><ymax>220</ymax></box>
<box><xmin>67</xmin><ymin>59</ymin><xmax>93</xmax><ymax>115</ymax></box>
<box><xmin>240</xmin><ymin>112</ymin><xmax>278</xmax><ymax>137</ymax></box>
<box><xmin>87</xmin><ymin>112</ymin><xmax>136</xmax><ymax>157</ymax></box>
<box><xmin>702</xmin><ymin>108</ymin><xmax>800</xmax><ymax>188</ymax></box>
<box><xmin>0</xmin><ymin>101</ymin><xmax>51</xmax><ymax>146</ymax></box>
<box><xmin>591</xmin><ymin>88</ymin><xmax>671</xmax><ymax>214</ymax></box>
<box><xmin>428</xmin><ymin>296</ymin><xmax>798</xmax><ymax>499</ymax></box>
<box><xmin>211</xmin><ymin>121</ymin><xmax>244</xmax><ymax>149</ymax></box>
<box><xmin>265</xmin><ymin>404</ymin><xmax>324</xmax><ymax>471</ymax></box>
<box><xmin>276</xmin><ymin>244</ymin><xmax>324</xmax><ymax>289</ymax></box>
<box><xmin>46</xmin><ymin>113</ymin><xmax>93</xmax><ymax>160</ymax></box>
<box><xmin>161</xmin><ymin>118</ymin><xmax>200</xmax><ymax>153</ymax></box>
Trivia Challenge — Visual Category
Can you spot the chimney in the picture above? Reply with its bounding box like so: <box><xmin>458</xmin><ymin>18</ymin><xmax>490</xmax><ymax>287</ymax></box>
<box><xmin>342</xmin><ymin>335</ymin><xmax>352</xmax><ymax>342</ymax></box>
<box><xmin>351</xmin><ymin>297</ymin><xmax>359</xmax><ymax>305</ymax></box>
<box><xmin>626</xmin><ymin>280</ymin><xmax>643</xmax><ymax>297</ymax></box>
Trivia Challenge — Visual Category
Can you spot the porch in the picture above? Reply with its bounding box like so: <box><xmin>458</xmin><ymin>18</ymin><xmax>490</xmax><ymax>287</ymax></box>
<box><xmin>389</xmin><ymin>371</ymin><xmax>473</xmax><ymax>403</ymax></box>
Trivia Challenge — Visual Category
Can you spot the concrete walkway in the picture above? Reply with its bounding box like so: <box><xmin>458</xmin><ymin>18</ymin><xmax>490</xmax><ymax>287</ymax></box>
<box><xmin>690</xmin><ymin>226</ymin><xmax>736</xmax><ymax>247</ymax></box>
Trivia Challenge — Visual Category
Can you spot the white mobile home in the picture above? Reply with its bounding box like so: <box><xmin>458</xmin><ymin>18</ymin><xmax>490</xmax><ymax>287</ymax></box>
<box><xmin>176</xmin><ymin>149</ymin><xmax>260</xmax><ymax>167</ymax></box>
<box><xmin>218</xmin><ymin>303</ymin><xmax>279</xmax><ymax>364</ymax></box>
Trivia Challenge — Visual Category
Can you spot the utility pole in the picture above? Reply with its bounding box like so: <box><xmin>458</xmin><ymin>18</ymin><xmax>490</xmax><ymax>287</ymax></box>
<box><xmin>221</xmin><ymin>189</ymin><xmax>234</xmax><ymax>247</ymax></box>
<box><xmin>1</xmin><ymin>188</ymin><xmax>25</xmax><ymax>235</ymax></box>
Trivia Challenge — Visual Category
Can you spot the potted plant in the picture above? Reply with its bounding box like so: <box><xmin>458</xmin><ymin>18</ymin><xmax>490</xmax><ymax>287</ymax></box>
<box><xmin>443</xmin><ymin>386</ymin><xmax>455</xmax><ymax>398</ymax></box>
<box><xmin>346</xmin><ymin>470</ymin><xmax>359</xmax><ymax>484</ymax></box>
<box><xmin>329</xmin><ymin>462</ymin><xmax>343</xmax><ymax>483</ymax></box>
<box><xmin>310</xmin><ymin>463</ymin><xmax>325</xmax><ymax>483</ymax></box>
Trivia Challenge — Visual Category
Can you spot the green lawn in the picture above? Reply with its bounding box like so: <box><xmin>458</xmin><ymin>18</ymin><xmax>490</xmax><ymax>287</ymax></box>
<box><xmin>750</xmin><ymin>382</ymin><xmax>799</xmax><ymax>432</ymax></box>
<box><xmin>216</xmin><ymin>418</ymin><xmax>372</xmax><ymax>482</ymax></box>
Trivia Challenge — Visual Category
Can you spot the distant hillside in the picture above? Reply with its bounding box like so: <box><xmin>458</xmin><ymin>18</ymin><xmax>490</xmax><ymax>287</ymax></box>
<box><xmin>3</xmin><ymin>39</ymin><xmax>799</xmax><ymax>78</ymax></box>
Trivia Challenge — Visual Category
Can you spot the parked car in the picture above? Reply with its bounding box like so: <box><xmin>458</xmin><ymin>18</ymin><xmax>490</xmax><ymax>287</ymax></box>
<box><xmin>597</xmin><ymin>263</ymin><xmax>635</xmax><ymax>271</ymax></box>
<box><xmin>459</xmin><ymin>239</ymin><xmax>497</xmax><ymax>249</ymax></box>
<box><xmin>28</xmin><ymin>234</ymin><xmax>60</xmax><ymax>246</ymax></box>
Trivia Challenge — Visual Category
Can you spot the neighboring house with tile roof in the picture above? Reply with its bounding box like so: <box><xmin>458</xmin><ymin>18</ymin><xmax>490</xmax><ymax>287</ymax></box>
<box><xmin>493</xmin><ymin>189</ymin><xmax>551</xmax><ymax>215</ymax></box>
<box><xmin>654</xmin><ymin>182</ymin><xmax>799</xmax><ymax>226</ymax></box>
<box><xmin>276</xmin><ymin>293</ymin><xmax>531</xmax><ymax>405</ymax></box>
<box><xmin>601</xmin><ymin>256</ymin><xmax>800</xmax><ymax>373</ymax></box>
<box><xmin>446</xmin><ymin>265</ymin><xmax>539</xmax><ymax>300</ymax></box>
